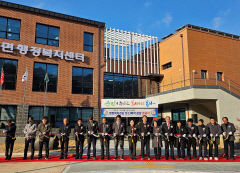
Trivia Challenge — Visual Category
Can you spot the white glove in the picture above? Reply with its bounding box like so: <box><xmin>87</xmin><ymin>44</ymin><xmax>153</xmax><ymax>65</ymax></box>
<box><xmin>75</xmin><ymin>132</ymin><xmax>78</xmax><ymax>135</ymax></box>
<box><xmin>193</xmin><ymin>134</ymin><xmax>196</xmax><ymax>138</ymax></box>
<box><xmin>188</xmin><ymin>134</ymin><xmax>191</xmax><ymax>137</ymax></box>
<box><xmin>3</xmin><ymin>130</ymin><xmax>7</xmax><ymax>133</ymax></box>
<box><xmin>88</xmin><ymin>131</ymin><xmax>90</xmax><ymax>134</ymax></box>
<box><xmin>102</xmin><ymin>133</ymin><xmax>105</xmax><ymax>136</ymax></box>
<box><xmin>203</xmin><ymin>134</ymin><xmax>206</xmax><ymax>137</ymax></box>
<box><xmin>170</xmin><ymin>133</ymin><xmax>173</xmax><ymax>136</ymax></box>
<box><xmin>91</xmin><ymin>132</ymin><xmax>93</xmax><ymax>135</ymax></box>
<box><xmin>223</xmin><ymin>132</ymin><xmax>226</xmax><ymax>136</ymax></box>
<box><xmin>183</xmin><ymin>134</ymin><xmax>186</xmax><ymax>137</ymax></box>
<box><xmin>141</xmin><ymin>133</ymin><xmax>144</xmax><ymax>136</ymax></box>
<box><xmin>229</xmin><ymin>131</ymin><xmax>232</xmax><ymax>135</ymax></box>
<box><xmin>120</xmin><ymin>133</ymin><xmax>124</xmax><ymax>136</ymax></box>
<box><xmin>113</xmin><ymin>133</ymin><xmax>116</xmax><ymax>137</ymax></box>
<box><xmin>216</xmin><ymin>134</ymin><xmax>218</xmax><ymax>137</ymax></box>
<box><xmin>147</xmin><ymin>132</ymin><xmax>150</xmax><ymax>135</ymax></box>
<box><xmin>210</xmin><ymin>133</ymin><xmax>213</xmax><ymax>137</ymax></box>
<box><xmin>165</xmin><ymin>133</ymin><xmax>168</xmax><ymax>136</ymax></box>
<box><xmin>134</xmin><ymin>134</ymin><xmax>136</xmax><ymax>136</ymax></box>
<box><xmin>198</xmin><ymin>135</ymin><xmax>200</xmax><ymax>138</ymax></box>
<box><xmin>104</xmin><ymin>133</ymin><xmax>108</xmax><ymax>136</ymax></box>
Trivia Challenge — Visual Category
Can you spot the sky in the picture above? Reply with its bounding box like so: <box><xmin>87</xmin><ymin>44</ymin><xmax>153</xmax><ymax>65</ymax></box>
<box><xmin>4</xmin><ymin>0</ymin><xmax>240</xmax><ymax>39</ymax></box>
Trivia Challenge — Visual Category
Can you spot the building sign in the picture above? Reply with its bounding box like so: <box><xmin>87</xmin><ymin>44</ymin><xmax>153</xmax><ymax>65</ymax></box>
<box><xmin>101</xmin><ymin>99</ymin><xmax>158</xmax><ymax>117</ymax></box>
<box><xmin>0</xmin><ymin>42</ymin><xmax>84</xmax><ymax>62</ymax></box>
<box><xmin>101</xmin><ymin>99</ymin><xmax>158</xmax><ymax>109</ymax></box>
<box><xmin>101</xmin><ymin>108</ymin><xmax>158</xmax><ymax>117</ymax></box>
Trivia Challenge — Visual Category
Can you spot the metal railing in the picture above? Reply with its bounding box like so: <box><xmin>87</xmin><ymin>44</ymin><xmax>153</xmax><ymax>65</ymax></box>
<box><xmin>148</xmin><ymin>72</ymin><xmax>240</xmax><ymax>97</ymax></box>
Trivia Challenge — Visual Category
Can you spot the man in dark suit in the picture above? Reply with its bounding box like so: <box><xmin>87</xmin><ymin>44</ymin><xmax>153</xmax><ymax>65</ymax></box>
<box><xmin>137</xmin><ymin>115</ymin><xmax>152</xmax><ymax>160</ymax></box>
<box><xmin>221</xmin><ymin>117</ymin><xmax>236</xmax><ymax>160</ymax></box>
<box><xmin>98</xmin><ymin>117</ymin><xmax>112</xmax><ymax>160</ymax></box>
<box><xmin>186</xmin><ymin>118</ymin><xmax>198</xmax><ymax>160</ymax></box>
<box><xmin>197</xmin><ymin>119</ymin><xmax>209</xmax><ymax>160</ymax></box>
<box><xmin>3</xmin><ymin>120</ymin><xmax>16</xmax><ymax>160</ymax></box>
<box><xmin>59</xmin><ymin>118</ymin><xmax>71</xmax><ymax>159</ymax></box>
<box><xmin>74</xmin><ymin>118</ymin><xmax>86</xmax><ymax>159</ymax></box>
<box><xmin>112</xmin><ymin>115</ymin><xmax>125</xmax><ymax>160</ymax></box>
<box><xmin>161</xmin><ymin>116</ymin><xmax>175</xmax><ymax>160</ymax></box>
<box><xmin>86</xmin><ymin>116</ymin><xmax>98</xmax><ymax>160</ymax></box>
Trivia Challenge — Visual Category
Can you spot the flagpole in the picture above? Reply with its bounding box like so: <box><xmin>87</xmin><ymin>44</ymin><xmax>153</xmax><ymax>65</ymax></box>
<box><xmin>44</xmin><ymin>76</ymin><xmax>48</xmax><ymax>117</ymax></box>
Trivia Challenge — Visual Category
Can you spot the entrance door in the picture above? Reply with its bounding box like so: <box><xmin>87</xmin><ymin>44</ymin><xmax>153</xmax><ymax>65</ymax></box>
<box><xmin>171</xmin><ymin>108</ymin><xmax>186</xmax><ymax>125</ymax></box>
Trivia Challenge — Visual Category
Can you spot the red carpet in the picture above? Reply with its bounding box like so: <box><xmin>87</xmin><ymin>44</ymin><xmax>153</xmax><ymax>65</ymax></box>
<box><xmin>1</xmin><ymin>156</ymin><xmax>240</xmax><ymax>162</ymax></box>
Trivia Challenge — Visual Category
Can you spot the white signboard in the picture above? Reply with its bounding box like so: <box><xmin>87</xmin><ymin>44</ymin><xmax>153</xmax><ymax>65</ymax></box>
<box><xmin>0</xmin><ymin>42</ymin><xmax>84</xmax><ymax>62</ymax></box>
<box><xmin>101</xmin><ymin>108</ymin><xmax>158</xmax><ymax>117</ymax></box>
<box><xmin>101</xmin><ymin>99</ymin><xmax>158</xmax><ymax>109</ymax></box>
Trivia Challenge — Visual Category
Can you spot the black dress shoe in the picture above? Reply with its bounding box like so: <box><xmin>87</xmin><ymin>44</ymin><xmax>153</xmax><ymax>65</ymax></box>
<box><xmin>64</xmin><ymin>157</ymin><xmax>68</xmax><ymax>159</ymax></box>
<box><xmin>188</xmin><ymin>157</ymin><xmax>191</xmax><ymax>160</ymax></box>
<box><xmin>38</xmin><ymin>157</ymin><xmax>42</xmax><ymax>160</ymax></box>
<box><xmin>93</xmin><ymin>157</ymin><xmax>97</xmax><ymax>160</ymax></box>
<box><xmin>107</xmin><ymin>157</ymin><xmax>110</xmax><ymax>160</ymax></box>
<box><xmin>7</xmin><ymin>156</ymin><xmax>11</xmax><ymax>160</ymax></box>
<box><xmin>5</xmin><ymin>157</ymin><xmax>8</xmax><ymax>160</ymax></box>
<box><xmin>22</xmin><ymin>157</ymin><xmax>27</xmax><ymax>160</ymax></box>
<box><xmin>30</xmin><ymin>156</ymin><xmax>34</xmax><ymax>160</ymax></box>
<box><xmin>165</xmin><ymin>157</ymin><xmax>169</xmax><ymax>160</ymax></box>
<box><xmin>45</xmin><ymin>157</ymin><xmax>49</xmax><ymax>160</ymax></box>
<box><xmin>171</xmin><ymin>157</ymin><xmax>176</xmax><ymax>160</ymax></box>
<box><xmin>59</xmin><ymin>156</ymin><xmax>63</xmax><ymax>159</ymax></box>
<box><xmin>75</xmin><ymin>156</ymin><xmax>79</xmax><ymax>159</ymax></box>
<box><xmin>86</xmin><ymin>156</ymin><xmax>90</xmax><ymax>160</ymax></box>
<box><xmin>101</xmin><ymin>157</ymin><xmax>104</xmax><ymax>160</ymax></box>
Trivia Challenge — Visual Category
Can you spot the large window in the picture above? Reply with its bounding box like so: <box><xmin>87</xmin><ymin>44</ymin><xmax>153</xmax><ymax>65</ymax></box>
<box><xmin>0</xmin><ymin>17</ymin><xmax>20</xmax><ymax>40</ymax></box>
<box><xmin>32</xmin><ymin>62</ymin><xmax>58</xmax><ymax>92</ymax></box>
<box><xmin>72</xmin><ymin>67</ymin><xmax>93</xmax><ymax>94</ymax></box>
<box><xmin>0</xmin><ymin>58</ymin><xmax>18</xmax><ymax>90</ymax></box>
<box><xmin>0</xmin><ymin>105</ymin><xmax>17</xmax><ymax>128</ymax></box>
<box><xmin>35</xmin><ymin>24</ymin><xmax>59</xmax><ymax>46</ymax></box>
<box><xmin>162</xmin><ymin>62</ymin><xmax>172</xmax><ymax>70</ymax></box>
<box><xmin>84</xmin><ymin>32</ymin><xmax>93</xmax><ymax>52</ymax></box>
<box><xmin>104</xmin><ymin>73</ymin><xmax>139</xmax><ymax>98</ymax></box>
<box><xmin>28</xmin><ymin>106</ymin><xmax>93</xmax><ymax>127</ymax></box>
<box><xmin>217</xmin><ymin>72</ymin><xmax>223</xmax><ymax>81</ymax></box>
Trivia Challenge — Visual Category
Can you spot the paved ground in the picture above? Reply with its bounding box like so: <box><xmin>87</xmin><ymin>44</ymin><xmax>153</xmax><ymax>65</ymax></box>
<box><xmin>1</xmin><ymin>139</ymin><xmax>240</xmax><ymax>173</ymax></box>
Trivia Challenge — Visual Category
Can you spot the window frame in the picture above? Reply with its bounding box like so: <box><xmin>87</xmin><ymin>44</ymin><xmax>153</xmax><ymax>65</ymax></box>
<box><xmin>35</xmin><ymin>23</ymin><xmax>60</xmax><ymax>47</ymax></box>
<box><xmin>83</xmin><ymin>32</ymin><xmax>94</xmax><ymax>52</ymax></box>
<box><xmin>217</xmin><ymin>72</ymin><xmax>223</xmax><ymax>81</ymax></box>
<box><xmin>32</xmin><ymin>62</ymin><xmax>58</xmax><ymax>93</ymax></box>
<box><xmin>201</xmin><ymin>70</ymin><xmax>207</xmax><ymax>79</ymax></box>
<box><xmin>0</xmin><ymin>105</ymin><xmax>17</xmax><ymax>129</ymax></box>
<box><xmin>0</xmin><ymin>16</ymin><xmax>21</xmax><ymax>41</ymax></box>
<box><xmin>72</xmin><ymin>66</ymin><xmax>93</xmax><ymax>95</ymax></box>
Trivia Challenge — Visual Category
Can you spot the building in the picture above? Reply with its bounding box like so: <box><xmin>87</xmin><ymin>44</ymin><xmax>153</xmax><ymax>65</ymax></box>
<box><xmin>148</xmin><ymin>24</ymin><xmax>240</xmax><ymax>125</ymax></box>
<box><xmin>0</xmin><ymin>1</ymin><xmax>105</xmax><ymax>135</ymax></box>
<box><xmin>0</xmin><ymin>1</ymin><xmax>240</xmax><ymax>136</ymax></box>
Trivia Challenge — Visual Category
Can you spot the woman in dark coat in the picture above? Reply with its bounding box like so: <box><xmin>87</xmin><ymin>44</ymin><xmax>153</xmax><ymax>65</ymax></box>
<box><xmin>152</xmin><ymin>120</ymin><xmax>162</xmax><ymax>160</ymax></box>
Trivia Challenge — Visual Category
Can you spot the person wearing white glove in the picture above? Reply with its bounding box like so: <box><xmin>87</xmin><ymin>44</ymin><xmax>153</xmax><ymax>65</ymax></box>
<box><xmin>112</xmin><ymin>115</ymin><xmax>125</xmax><ymax>160</ymax></box>
<box><xmin>152</xmin><ymin>120</ymin><xmax>162</xmax><ymax>160</ymax></box>
<box><xmin>221</xmin><ymin>116</ymin><xmax>236</xmax><ymax>160</ymax></box>
<box><xmin>186</xmin><ymin>119</ymin><xmax>197</xmax><ymax>160</ymax></box>
<box><xmin>74</xmin><ymin>119</ymin><xmax>86</xmax><ymax>159</ymax></box>
<box><xmin>86</xmin><ymin>116</ymin><xmax>98</xmax><ymax>160</ymax></box>
<box><xmin>138</xmin><ymin>115</ymin><xmax>151</xmax><ymax>160</ymax></box>
<box><xmin>197</xmin><ymin>119</ymin><xmax>209</xmax><ymax>160</ymax></box>
<box><xmin>128</xmin><ymin>120</ymin><xmax>137</xmax><ymax>160</ymax></box>
<box><xmin>59</xmin><ymin>118</ymin><xmax>71</xmax><ymax>159</ymax></box>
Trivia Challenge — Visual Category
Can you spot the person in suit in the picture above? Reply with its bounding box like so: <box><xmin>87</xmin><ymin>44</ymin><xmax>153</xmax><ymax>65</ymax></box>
<box><xmin>86</xmin><ymin>116</ymin><xmax>98</xmax><ymax>160</ymax></box>
<box><xmin>98</xmin><ymin>117</ymin><xmax>112</xmax><ymax>160</ymax></box>
<box><xmin>197</xmin><ymin>119</ymin><xmax>209</xmax><ymax>160</ymax></box>
<box><xmin>112</xmin><ymin>115</ymin><xmax>125</xmax><ymax>160</ymax></box>
<box><xmin>186</xmin><ymin>118</ymin><xmax>198</xmax><ymax>160</ymax></box>
<box><xmin>221</xmin><ymin>117</ymin><xmax>236</xmax><ymax>160</ymax></box>
<box><xmin>3</xmin><ymin>120</ymin><xmax>16</xmax><ymax>160</ymax></box>
<box><xmin>23</xmin><ymin>117</ymin><xmax>37</xmax><ymax>160</ymax></box>
<box><xmin>127</xmin><ymin>119</ymin><xmax>138</xmax><ymax>160</ymax></box>
<box><xmin>59</xmin><ymin>118</ymin><xmax>71</xmax><ymax>159</ymax></box>
<box><xmin>175</xmin><ymin>121</ymin><xmax>187</xmax><ymax>160</ymax></box>
<box><xmin>152</xmin><ymin>120</ymin><xmax>162</xmax><ymax>160</ymax></box>
<box><xmin>137</xmin><ymin>115</ymin><xmax>152</xmax><ymax>160</ymax></box>
<box><xmin>74</xmin><ymin>118</ymin><xmax>86</xmax><ymax>159</ymax></box>
<box><xmin>38</xmin><ymin>116</ymin><xmax>51</xmax><ymax>160</ymax></box>
<box><xmin>207</xmin><ymin>117</ymin><xmax>222</xmax><ymax>160</ymax></box>
<box><xmin>161</xmin><ymin>116</ymin><xmax>175</xmax><ymax>160</ymax></box>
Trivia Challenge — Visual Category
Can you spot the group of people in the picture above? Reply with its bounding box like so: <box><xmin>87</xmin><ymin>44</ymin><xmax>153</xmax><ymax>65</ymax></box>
<box><xmin>3</xmin><ymin>115</ymin><xmax>236</xmax><ymax>161</ymax></box>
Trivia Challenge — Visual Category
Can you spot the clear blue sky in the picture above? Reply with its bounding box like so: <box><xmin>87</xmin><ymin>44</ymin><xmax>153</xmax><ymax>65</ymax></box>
<box><xmin>5</xmin><ymin>0</ymin><xmax>240</xmax><ymax>39</ymax></box>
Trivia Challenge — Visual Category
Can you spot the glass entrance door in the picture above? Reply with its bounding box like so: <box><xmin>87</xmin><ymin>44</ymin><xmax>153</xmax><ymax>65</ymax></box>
<box><xmin>171</xmin><ymin>108</ymin><xmax>186</xmax><ymax>125</ymax></box>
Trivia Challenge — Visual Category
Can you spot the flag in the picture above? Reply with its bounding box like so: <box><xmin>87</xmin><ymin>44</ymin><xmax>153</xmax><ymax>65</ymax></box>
<box><xmin>0</xmin><ymin>67</ymin><xmax>4</xmax><ymax>85</ymax></box>
<box><xmin>22</xmin><ymin>67</ymin><xmax>28</xmax><ymax>82</ymax></box>
<box><xmin>44</xmin><ymin>72</ymin><xmax>49</xmax><ymax>83</ymax></box>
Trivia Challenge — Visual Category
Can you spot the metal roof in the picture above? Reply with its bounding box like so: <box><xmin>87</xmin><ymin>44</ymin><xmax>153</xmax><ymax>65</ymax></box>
<box><xmin>162</xmin><ymin>24</ymin><xmax>240</xmax><ymax>40</ymax></box>
<box><xmin>0</xmin><ymin>0</ymin><xmax>105</xmax><ymax>28</ymax></box>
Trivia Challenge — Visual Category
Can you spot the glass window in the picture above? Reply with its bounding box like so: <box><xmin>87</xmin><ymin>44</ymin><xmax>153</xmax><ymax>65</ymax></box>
<box><xmin>28</xmin><ymin>106</ymin><xmax>44</xmax><ymax>125</ymax></box>
<box><xmin>0</xmin><ymin>58</ymin><xmax>18</xmax><ymax>90</ymax></box>
<box><xmin>84</xmin><ymin>32</ymin><xmax>93</xmax><ymax>52</ymax></box>
<box><xmin>201</xmin><ymin>70</ymin><xmax>207</xmax><ymax>79</ymax></box>
<box><xmin>162</xmin><ymin>62</ymin><xmax>172</xmax><ymax>70</ymax></box>
<box><xmin>72</xmin><ymin>67</ymin><xmax>93</xmax><ymax>94</ymax></box>
<box><xmin>104</xmin><ymin>73</ymin><xmax>139</xmax><ymax>98</ymax></box>
<box><xmin>0</xmin><ymin>17</ymin><xmax>20</xmax><ymax>40</ymax></box>
<box><xmin>36</xmin><ymin>24</ymin><xmax>59</xmax><ymax>46</ymax></box>
<box><xmin>217</xmin><ymin>72</ymin><xmax>223</xmax><ymax>81</ymax></box>
<box><xmin>32</xmin><ymin>62</ymin><xmax>58</xmax><ymax>92</ymax></box>
<box><xmin>0</xmin><ymin>105</ymin><xmax>16</xmax><ymax>128</ymax></box>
